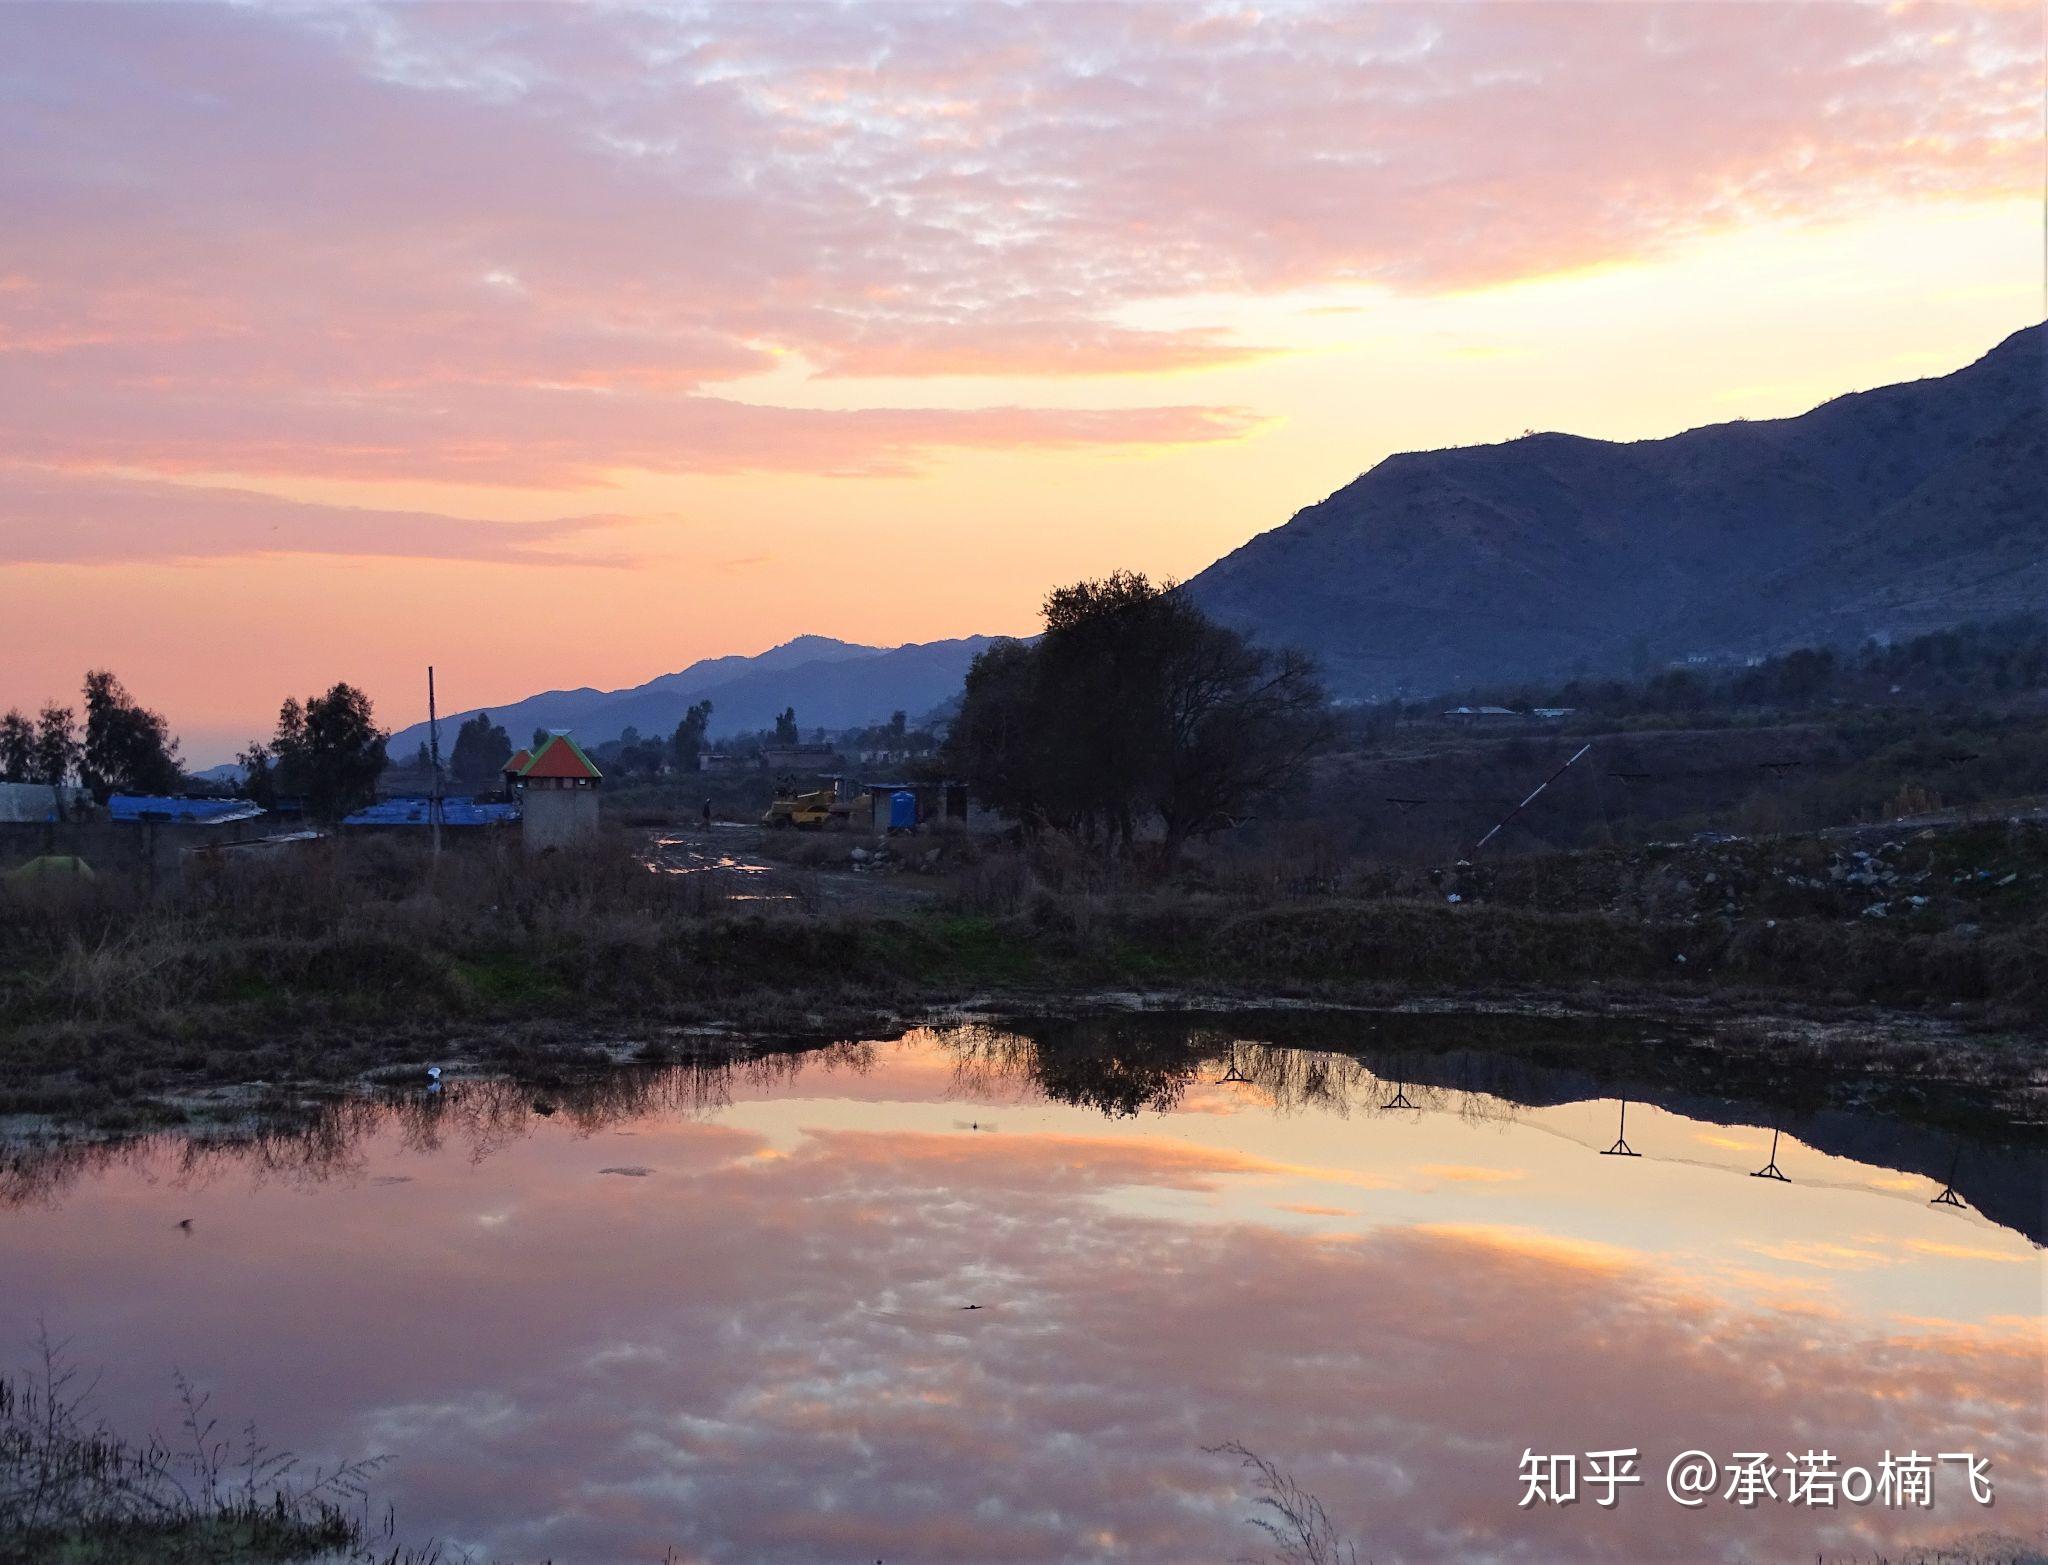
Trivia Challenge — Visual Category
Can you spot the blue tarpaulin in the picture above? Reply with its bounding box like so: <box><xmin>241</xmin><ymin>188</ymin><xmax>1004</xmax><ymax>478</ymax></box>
<box><xmin>343</xmin><ymin>796</ymin><xmax>520</xmax><ymax>828</ymax></box>
<box><xmin>109</xmin><ymin>794</ymin><xmax>267</xmax><ymax>824</ymax></box>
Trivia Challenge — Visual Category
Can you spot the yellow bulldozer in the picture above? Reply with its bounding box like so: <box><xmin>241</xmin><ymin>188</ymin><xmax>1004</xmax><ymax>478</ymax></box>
<box><xmin>761</xmin><ymin>784</ymin><xmax>836</xmax><ymax>830</ymax></box>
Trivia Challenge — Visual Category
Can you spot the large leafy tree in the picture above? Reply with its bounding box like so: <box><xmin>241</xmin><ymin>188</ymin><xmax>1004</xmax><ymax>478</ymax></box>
<box><xmin>669</xmin><ymin>700</ymin><xmax>714</xmax><ymax>772</ymax></box>
<box><xmin>80</xmin><ymin>669</ymin><xmax>183</xmax><ymax>800</ymax></box>
<box><xmin>772</xmin><ymin>707</ymin><xmax>799</xmax><ymax>745</ymax></box>
<box><xmin>241</xmin><ymin>683</ymin><xmax>388</xmax><ymax>820</ymax></box>
<box><xmin>947</xmin><ymin>639</ymin><xmax>1045</xmax><ymax>825</ymax></box>
<box><xmin>448</xmin><ymin>711</ymin><xmax>513</xmax><ymax>787</ymax></box>
<box><xmin>949</xmin><ymin>572</ymin><xmax>1332</xmax><ymax>865</ymax></box>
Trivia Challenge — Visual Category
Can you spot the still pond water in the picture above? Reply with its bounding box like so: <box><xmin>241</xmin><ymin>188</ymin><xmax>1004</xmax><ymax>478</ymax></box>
<box><xmin>3</xmin><ymin>1015</ymin><xmax>2042</xmax><ymax>1564</ymax></box>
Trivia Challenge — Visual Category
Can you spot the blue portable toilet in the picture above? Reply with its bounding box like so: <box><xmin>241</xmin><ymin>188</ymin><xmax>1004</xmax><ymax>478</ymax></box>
<box><xmin>889</xmin><ymin>790</ymin><xmax>917</xmax><ymax>831</ymax></box>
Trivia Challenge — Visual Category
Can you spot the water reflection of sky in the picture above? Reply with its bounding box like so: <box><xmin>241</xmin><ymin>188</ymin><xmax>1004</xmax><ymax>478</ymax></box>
<box><xmin>3</xmin><ymin>1029</ymin><xmax>2041</xmax><ymax>1564</ymax></box>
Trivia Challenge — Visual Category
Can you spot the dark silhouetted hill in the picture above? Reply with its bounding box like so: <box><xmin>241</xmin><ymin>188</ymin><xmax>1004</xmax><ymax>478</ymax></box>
<box><xmin>388</xmin><ymin>635</ymin><xmax>995</xmax><ymax>756</ymax></box>
<box><xmin>1186</xmin><ymin>324</ymin><xmax>2045</xmax><ymax>696</ymax></box>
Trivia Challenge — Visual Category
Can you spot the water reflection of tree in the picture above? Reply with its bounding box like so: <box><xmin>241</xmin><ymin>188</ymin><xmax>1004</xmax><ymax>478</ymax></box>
<box><xmin>13</xmin><ymin>1021</ymin><xmax>2018</xmax><ymax>1238</ymax></box>
<box><xmin>0</xmin><ymin>1041</ymin><xmax>884</xmax><ymax>1205</ymax></box>
<box><xmin>0</xmin><ymin>1010</ymin><xmax>1714</xmax><ymax>1209</ymax></box>
<box><xmin>943</xmin><ymin>1019</ymin><xmax>1203</xmax><ymax>1117</ymax></box>
<box><xmin>936</xmin><ymin>1019</ymin><xmax>1507</xmax><ymax>1127</ymax></box>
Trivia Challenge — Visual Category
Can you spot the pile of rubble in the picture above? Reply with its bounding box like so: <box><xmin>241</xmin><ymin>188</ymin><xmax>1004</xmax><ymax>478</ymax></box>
<box><xmin>1438</xmin><ymin>820</ymin><xmax>2046</xmax><ymax>933</ymax></box>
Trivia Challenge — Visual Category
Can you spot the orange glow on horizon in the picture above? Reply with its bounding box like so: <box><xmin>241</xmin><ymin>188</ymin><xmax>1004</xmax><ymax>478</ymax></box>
<box><xmin>0</xmin><ymin>3</ymin><xmax>2039</xmax><ymax>762</ymax></box>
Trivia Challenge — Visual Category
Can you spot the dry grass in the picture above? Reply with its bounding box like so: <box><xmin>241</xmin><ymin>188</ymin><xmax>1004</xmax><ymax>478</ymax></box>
<box><xmin>1</xmin><ymin>824</ymin><xmax>2040</xmax><ymax>1132</ymax></box>
<box><xmin>0</xmin><ymin>1331</ymin><xmax>423</xmax><ymax>1564</ymax></box>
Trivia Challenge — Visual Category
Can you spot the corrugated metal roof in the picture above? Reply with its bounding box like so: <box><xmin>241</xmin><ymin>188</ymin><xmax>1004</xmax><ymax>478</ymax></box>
<box><xmin>503</xmin><ymin>748</ymin><xmax>532</xmax><ymax>774</ymax></box>
<box><xmin>109</xmin><ymin>794</ymin><xmax>267</xmax><ymax>824</ymax></box>
<box><xmin>517</xmin><ymin>733</ymin><xmax>603</xmax><ymax>781</ymax></box>
<box><xmin>342</xmin><ymin>796</ymin><xmax>520</xmax><ymax>828</ymax></box>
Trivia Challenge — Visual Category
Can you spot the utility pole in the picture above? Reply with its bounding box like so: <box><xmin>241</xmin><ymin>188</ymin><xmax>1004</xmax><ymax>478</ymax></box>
<box><xmin>427</xmin><ymin>665</ymin><xmax>444</xmax><ymax>860</ymax></box>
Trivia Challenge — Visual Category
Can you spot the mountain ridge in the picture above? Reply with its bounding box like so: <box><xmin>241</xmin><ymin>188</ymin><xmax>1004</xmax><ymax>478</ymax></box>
<box><xmin>1185</xmin><ymin>322</ymin><xmax>2045</xmax><ymax>696</ymax></box>
<box><xmin>386</xmin><ymin>324</ymin><xmax>2042</xmax><ymax>758</ymax></box>
<box><xmin>387</xmin><ymin>635</ymin><xmax>992</xmax><ymax>758</ymax></box>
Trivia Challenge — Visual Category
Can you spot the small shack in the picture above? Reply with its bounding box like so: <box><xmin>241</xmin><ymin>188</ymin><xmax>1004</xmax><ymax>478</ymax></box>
<box><xmin>857</xmin><ymin>780</ymin><xmax>968</xmax><ymax>834</ymax></box>
<box><xmin>102</xmin><ymin>793</ymin><xmax>275</xmax><ymax>888</ymax></box>
<box><xmin>0</xmin><ymin>781</ymin><xmax>90</xmax><ymax>824</ymax></box>
<box><xmin>507</xmin><ymin>733</ymin><xmax>602</xmax><ymax>852</ymax></box>
<box><xmin>762</xmin><ymin>742</ymin><xmax>843</xmax><ymax>774</ymax></box>
<box><xmin>1442</xmin><ymin>705</ymin><xmax>1522</xmax><ymax>723</ymax></box>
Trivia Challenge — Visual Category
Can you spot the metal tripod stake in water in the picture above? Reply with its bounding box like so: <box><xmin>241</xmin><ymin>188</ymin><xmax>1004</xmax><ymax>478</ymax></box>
<box><xmin>1601</xmin><ymin>1099</ymin><xmax>1641</xmax><ymax>1157</ymax></box>
<box><xmin>1751</xmin><ymin>1125</ymin><xmax>1789</xmax><ymax>1182</ymax></box>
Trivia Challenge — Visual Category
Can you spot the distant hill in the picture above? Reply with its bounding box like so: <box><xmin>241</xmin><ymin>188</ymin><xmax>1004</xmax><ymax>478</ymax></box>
<box><xmin>386</xmin><ymin>326</ymin><xmax>2042</xmax><ymax>755</ymax></box>
<box><xmin>386</xmin><ymin>635</ymin><xmax>996</xmax><ymax>757</ymax></box>
<box><xmin>1186</xmin><ymin>323</ymin><xmax>2046</xmax><ymax>697</ymax></box>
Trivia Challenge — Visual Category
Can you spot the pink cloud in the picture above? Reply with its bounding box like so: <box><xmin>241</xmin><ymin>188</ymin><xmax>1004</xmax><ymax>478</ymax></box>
<box><xmin>6</xmin><ymin>1100</ymin><xmax>2038</xmax><ymax>1564</ymax></box>
<box><xmin>0</xmin><ymin>1</ymin><xmax>2035</xmax><ymax>500</ymax></box>
<box><xmin>0</xmin><ymin>467</ymin><xmax>645</xmax><ymax>566</ymax></box>
<box><xmin>0</xmin><ymin>367</ymin><xmax>1259</xmax><ymax>487</ymax></box>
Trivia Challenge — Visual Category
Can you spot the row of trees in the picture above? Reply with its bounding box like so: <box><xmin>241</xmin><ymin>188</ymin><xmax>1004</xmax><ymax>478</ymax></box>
<box><xmin>3</xmin><ymin>671</ymin><xmax>390</xmax><ymax>821</ymax></box>
<box><xmin>584</xmin><ymin>700</ymin><xmax>717</xmax><ymax>778</ymax></box>
<box><xmin>431</xmin><ymin>696</ymin><xmax>886</xmax><ymax>787</ymax></box>
<box><xmin>393</xmin><ymin>695</ymin><xmax>725</xmax><ymax>788</ymax></box>
<box><xmin>848</xmin><ymin>709</ymin><xmax>938</xmax><ymax>756</ymax></box>
<box><xmin>0</xmin><ymin>672</ymin><xmax>183</xmax><ymax>797</ymax></box>
<box><xmin>948</xmin><ymin>572</ymin><xmax>1332</xmax><ymax>865</ymax></box>
<box><xmin>238</xmin><ymin>685</ymin><xmax>388</xmax><ymax>820</ymax></box>
<box><xmin>1407</xmin><ymin>613</ymin><xmax>2048</xmax><ymax>727</ymax></box>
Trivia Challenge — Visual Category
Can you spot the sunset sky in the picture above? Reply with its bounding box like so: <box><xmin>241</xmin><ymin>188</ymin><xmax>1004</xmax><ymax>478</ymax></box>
<box><xmin>2</xmin><ymin>2</ymin><xmax>2041</xmax><ymax>764</ymax></box>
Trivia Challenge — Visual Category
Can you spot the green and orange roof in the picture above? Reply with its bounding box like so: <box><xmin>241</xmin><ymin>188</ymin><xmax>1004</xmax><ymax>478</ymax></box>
<box><xmin>506</xmin><ymin>733</ymin><xmax>603</xmax><ymax>781</ymax></box>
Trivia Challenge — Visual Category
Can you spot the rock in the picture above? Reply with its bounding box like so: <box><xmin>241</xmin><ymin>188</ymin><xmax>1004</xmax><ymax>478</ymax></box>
<box><xmin>850</xmin><ymin>847</ymin><xmax>870</xmax><ymax>862</ymax></box>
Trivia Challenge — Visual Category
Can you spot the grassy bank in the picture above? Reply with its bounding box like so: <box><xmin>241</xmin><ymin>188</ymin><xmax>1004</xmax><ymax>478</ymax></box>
<box><xmin>0</xmin><ymin>1341</ymin><xmax>425</xmax><ymax>1565</ymax></box>
<box><xmin>1</xmin><ymin>825</ymin><xmax>2043</xmax><ymax>1132</ymax></box>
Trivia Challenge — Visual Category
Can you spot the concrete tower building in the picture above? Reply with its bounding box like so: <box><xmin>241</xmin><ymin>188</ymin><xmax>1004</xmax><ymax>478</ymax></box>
<box><xmin>506</xmin><ymin>733</ymin><xmax>603</xmax><ymax>852</ymax></box>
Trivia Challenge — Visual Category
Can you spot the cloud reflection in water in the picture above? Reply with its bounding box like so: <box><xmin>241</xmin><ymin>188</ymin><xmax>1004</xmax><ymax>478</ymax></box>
<box><xmin>0</xmin><ymin>1027</ymin><xmax>2039</xmax><ymax>1563</ymax></box>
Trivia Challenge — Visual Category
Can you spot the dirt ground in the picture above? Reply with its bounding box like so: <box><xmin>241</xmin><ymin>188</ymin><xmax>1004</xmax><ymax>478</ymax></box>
<box><xmin>638</xmin><ymin>819</ymin><xmax>941</xmax><ymax>912</ymax></box>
